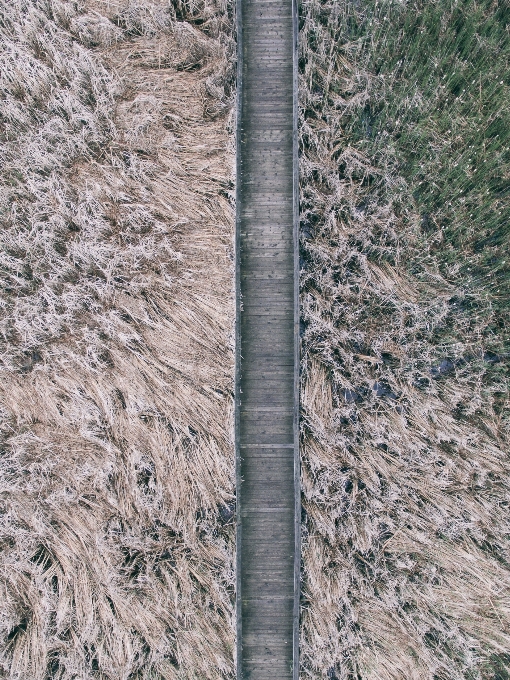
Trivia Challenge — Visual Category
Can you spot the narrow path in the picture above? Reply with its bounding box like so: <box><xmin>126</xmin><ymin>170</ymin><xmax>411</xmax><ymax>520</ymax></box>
<box><xmin>235</xmin><ymin>0</ymin><xmax>299</xmax><ymax>678</ymax></box>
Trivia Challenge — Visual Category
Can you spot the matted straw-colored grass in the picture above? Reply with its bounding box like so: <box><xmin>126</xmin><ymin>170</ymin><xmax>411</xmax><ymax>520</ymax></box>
<box><xmin>0</xmin><ymin>1</ymin><xmax>235</xmax><ymax>678</ymax></box>
<box><xmin>299</xmin><ymin>1</ymin><xmax>510</xmax><ymax>678</ymax></box>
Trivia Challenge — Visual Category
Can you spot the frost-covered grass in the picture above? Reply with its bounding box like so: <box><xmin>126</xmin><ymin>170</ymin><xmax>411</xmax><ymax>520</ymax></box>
<box><xmin>0</xmin><ymin>1</ymin><xmax>235</xmax><ymax>678</ymax></box>
<box><xmin>299</xmin><ymin>1</ymin><xmax>510</xmax><ymax>678</ymax></box>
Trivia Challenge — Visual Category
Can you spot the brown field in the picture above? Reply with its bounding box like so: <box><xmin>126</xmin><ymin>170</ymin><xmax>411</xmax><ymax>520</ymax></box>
<box><xmin>298</xmin><ymin>1</ymin><xmax>510</xmax><ymax>678</ymax></box>
<box><xmin>2</xmin><ymin>1</ymin><xmax>510</xmax><ymax>679</ymax></box>
<box><xmin>0</xmin><ymin>1</ymin><xmax>235</xmax><ymax>678</ymax></box>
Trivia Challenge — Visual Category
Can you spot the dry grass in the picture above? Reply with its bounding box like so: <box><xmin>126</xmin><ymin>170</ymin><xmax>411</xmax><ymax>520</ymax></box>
<box><xmin>299</xmin><ymin>1</ymin><xmax>510</xmax><ymax>678</ymax></box>
<box><xmin>0</xmin><ymin>1</ymin><xmax>235</xmax><ymax>678</ymax></box>
<box><xmin>5</xmin><ymin>0</ymin><xmax>509</xmax><ymax>677</ymax></box>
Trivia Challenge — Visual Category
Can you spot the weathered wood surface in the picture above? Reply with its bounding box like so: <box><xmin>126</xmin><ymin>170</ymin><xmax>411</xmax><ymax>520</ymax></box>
<box><xmin>235</xmin><ymin>0</ymin><xmax>299</xmax><ymax>678</ymax></box>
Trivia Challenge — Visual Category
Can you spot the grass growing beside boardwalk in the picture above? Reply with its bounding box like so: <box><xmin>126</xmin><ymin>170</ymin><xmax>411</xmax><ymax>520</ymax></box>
<box><xmin>299</xmin><ymin>1</ymin><xmax>510</xmax><ymax>677</ymax></box>
<box><xmin>0</xmin><ymin>1</ymin><xmax>235</xmax><ymax>678</ymax></box>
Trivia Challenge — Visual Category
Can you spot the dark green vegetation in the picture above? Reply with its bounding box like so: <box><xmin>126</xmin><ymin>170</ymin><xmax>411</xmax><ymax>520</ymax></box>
<box><xmin>299</xmin><ymin>0</ymin><xmax>509</xmax><ymax>677</ymax></box>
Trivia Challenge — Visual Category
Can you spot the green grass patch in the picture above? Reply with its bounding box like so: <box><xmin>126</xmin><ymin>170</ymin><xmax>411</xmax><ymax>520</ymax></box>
<box><xmin>323</xmin><ymin>0</ymin><xmax>509</xmax><ymax>350</ymax></box>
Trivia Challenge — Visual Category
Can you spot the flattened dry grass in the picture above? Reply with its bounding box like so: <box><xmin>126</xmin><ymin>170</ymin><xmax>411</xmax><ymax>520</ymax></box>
<box><xmin>0</xmin><ymin>1</ymin><xmax>235</xmax><ymax>678</ymax></box>
<box><xmin>299</xmin><ymin>1</ymin><xmax>510</xmax><ymax>678</ymax></box>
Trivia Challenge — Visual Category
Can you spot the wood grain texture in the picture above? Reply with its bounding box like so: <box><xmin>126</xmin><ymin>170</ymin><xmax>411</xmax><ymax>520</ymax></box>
<box><xmin>235</xmin><ymin>0</ymin><xmax>299</xmax><ymax>677</ymax></box>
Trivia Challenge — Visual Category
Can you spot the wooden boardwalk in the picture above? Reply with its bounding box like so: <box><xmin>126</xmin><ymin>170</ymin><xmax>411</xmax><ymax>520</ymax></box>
<box><xmin>235</xmin><ymin>0</ymin><xmax>299</xmax><ymax>678</ymax></box>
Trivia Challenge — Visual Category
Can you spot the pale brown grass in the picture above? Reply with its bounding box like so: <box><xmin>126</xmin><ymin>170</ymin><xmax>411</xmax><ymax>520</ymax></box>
<box><xmin>0</xmin><ymin>1</ymin><xmax>235</xmax><ymax>678</ymax></box>
<box><xmin>298</xmin><ymin>1</ymin><xmax>510</xmax><ymax>678</ymax></box>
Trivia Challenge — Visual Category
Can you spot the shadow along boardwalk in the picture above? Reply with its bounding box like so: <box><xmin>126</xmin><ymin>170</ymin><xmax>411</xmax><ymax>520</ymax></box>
<box><xmin>235</xmin><ymin>0</ymin><xmax>299</xmax><ymax>678</ymax></box>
